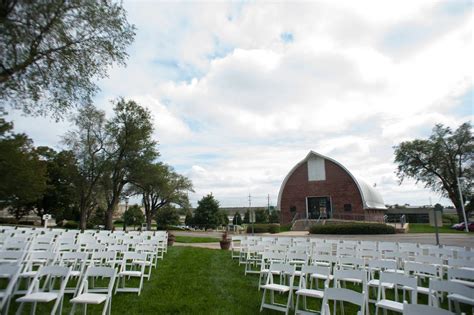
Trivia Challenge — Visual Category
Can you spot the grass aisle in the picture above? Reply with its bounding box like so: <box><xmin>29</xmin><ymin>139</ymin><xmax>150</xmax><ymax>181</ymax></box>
<box><xmin>111</xmin><ymin>246</ymin><xmax>278</xmax><ymax>314</ymax></box>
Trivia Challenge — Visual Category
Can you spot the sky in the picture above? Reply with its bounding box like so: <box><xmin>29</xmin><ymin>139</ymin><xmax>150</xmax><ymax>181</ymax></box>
<box><xmin>7</xmin><ymin>0</ymin><xmax>473</xmax><ymax>208</ymax></box>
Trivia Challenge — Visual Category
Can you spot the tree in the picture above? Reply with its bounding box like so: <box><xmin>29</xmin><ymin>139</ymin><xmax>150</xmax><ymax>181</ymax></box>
<box><xmin>232</xmin><ymin>212</ymin><xmax>242</xmax><ymax>225</ymax></box>
<box><xmin>255</xmin><ymin>208</ymin><xmax>268</xmax><ymax>223</ymax></box>
<box><xmin>243</xmin><ymin>210</ymin><xmax>250</xmax><ymax>224</ymax></box>
<box><xmin>63</xmin><ymin>104</ymin><xmax>107</xmax><ymax>231</ymax></box>
<box><xmin>33</xmin><ymin>147</ymin><xmax>79</xmax><ymax>224</ymax></box>
<box><xmin>0</xmin><ymin>0</ymin><xmax>135</xmax><ymax>117</ymax></box>
<box><xmin>184</xmin><ymin>209</ymin><xmax>194</xmax><ymax>227</ymax></box>
<box><xmin>269</xmin><ymin>210</ymin><xmax>280</xmax><ymax>224</ymax></box>
<box><xmin>101</xmin><ymin>98</ymin><xmax>158</xmax><ymax>230</ymax></box>
<box><xmin>155</xmin><ymin>205</ymin><xmax>180</xmax><ymax>229</ymax></box>
<box><xmin>394</xmin><ymin>122</ymin><xmax>473</xmax><ymax>222</ymax></box>
<box><xmin>219</xmin><ymin>210</ymin><xmax>229</xmax><ymax>226</ymax></box>
<box><xmin>193</xmin><ymin>194</ymin><xmax>221</xmax><ymax>229</ymax></box>
<box><xmin>131</xmin><ymin>162</ymin><xmax>193</xmax><ymax>230</ymax></box>
<box><xmin>0</xmin><ymin>119</ymin><xmax>47</xmax><ymax>221</ymax></box>
<box><xmin>122</xmin><ymin>204</ymin><xmax>144</xmax><ymax>230</ymax></box>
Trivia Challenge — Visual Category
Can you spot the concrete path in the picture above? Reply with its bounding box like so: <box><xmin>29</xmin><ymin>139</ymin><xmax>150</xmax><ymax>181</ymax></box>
<box><xmin>173</xmin><ymin>230</ymin><xmax>474</xmax><ymax>247</ymax></box>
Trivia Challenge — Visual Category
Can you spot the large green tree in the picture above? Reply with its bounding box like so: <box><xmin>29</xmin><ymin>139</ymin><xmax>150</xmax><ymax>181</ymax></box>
<box><xmin>0</xmin><ymin>0</ymin><xmax>135</xmax><ymax>117</ymax></box>
<box><xmin>131</xmin><ymin>162</ymin><xmax>193</xmax><ymax>230</ymax></box>
<box><xmin>0</xmin><ymin>119</ymin><xmax>47</xmax><ymax>221</ymax></box>
<box><xmin>155</xmin><ymin>205</ymin><xmax>180</xmax><ymax>229</ymax></box>
<box><xmin>394</xmin><ymin>122</ymin><xmax>473</xmax><ymax>222</ymax></box>
<box><xmin>33</xmin><ymin>147</ymin><xmax>79</xmax><ymax>224</ymax></box>
<box><xmin>193</xmin><ymin>194</ymin><xmax>221</xmax><ymax>229</ymax></box>
<box><xmin>64</xmin><ymin>104</ymin><xmax>107</xmax><ymax>230</ymax></box>
<box><xmin>101</xmin><ymin>98</ymin><xmax>158</xmax><ymax>230</ymax></box>
<box><xmin>122</xmin><ymin>204</ymin><xmax>144</xmax><ymax>230</ymax></box>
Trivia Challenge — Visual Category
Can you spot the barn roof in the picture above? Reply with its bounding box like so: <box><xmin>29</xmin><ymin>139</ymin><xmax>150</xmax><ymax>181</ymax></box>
<box><xmin>277</xmin><ymin>151</ymin><xmax>386</xmax><ymax>210</ymax></box>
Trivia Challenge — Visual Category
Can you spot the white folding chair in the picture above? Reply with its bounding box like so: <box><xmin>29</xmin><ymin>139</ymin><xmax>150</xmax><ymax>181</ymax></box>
<box><xmin>295</xmin><ymin>265</ymin><xmax>329</xmax><ymax>315</ymax></box>
<box><xmin>375</xmin><ymin>272</ymin><xmax>417</xmax><ymax>314</ymax></box>
<box><xmin>448</xmin><ymin>268</ymin><xmax>474</xmax><ymax>288</ymax></box>
<box><xmin>115</xmin><ymin>252</ymin><xmax>147</xmax><ymax>295</ymax></box>
<box><xmin>0</xmin><ymin>264</ymin><xmax>21</xmax><ymax>315</ymax></box>
<box><xmin>14</xmin><ymin>251</ymin><xmax>57</xmax><ymax>295</ymax></box>
<box><xmin>259</xmin><ymin>252</ymin><xmax>286</xmax><ymax>289</ymax></box>
<box><xmin>15</xmin><ymin>266</ymin><xmax>71</xmax><ymax>315</ymax></box>
<box><xmin>69</xmin><ymin>266</ymin><xmax>117</xmax><ymax>315</ymax></box>
<box><xmin>59</xmin><ymin>252</ymin><xmax>89</xmax><ymax>294</ymax></box>
<box><xmin>260</xmin><ymin>263</ymin><xmax>296</xmax><ymax>315</ymax></box>
<box><xmin>429</xmin><ymin>278</ymin><xmax>474</xmax><ymax>313</ymax></box>
<box><xmin>403</xmin><ymin>302</ymin><xmax>454</xmax><ymax>315</ymax></box>
<box><xmin>321</xmin><ymin>287</ymin><xmax>366</xmax><ymax>315</ymax></box>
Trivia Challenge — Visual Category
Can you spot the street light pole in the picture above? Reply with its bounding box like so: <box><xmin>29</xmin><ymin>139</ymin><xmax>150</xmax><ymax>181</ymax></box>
<box><xmin>457</xmin><ymin>177</ymin><xmax>469</xmax><ymax>233</ymax></box>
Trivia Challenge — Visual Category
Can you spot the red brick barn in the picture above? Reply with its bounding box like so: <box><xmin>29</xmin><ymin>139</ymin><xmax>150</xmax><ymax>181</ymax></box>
<box><xmin>277</xmin><ymin>151</ymin><xmax>386</xmax><ymax>224</ymax></box>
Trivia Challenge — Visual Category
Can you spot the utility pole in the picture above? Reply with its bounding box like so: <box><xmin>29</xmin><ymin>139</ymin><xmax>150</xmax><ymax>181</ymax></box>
<box><xmin>249</xmin><ymin>194</ymin><xmax>254</xmax><ymax>235</ymax></box>
<box><xmin>267</xmin><ymin>194</ymin><xmax>270</xmax><ymax>211</ymax></box>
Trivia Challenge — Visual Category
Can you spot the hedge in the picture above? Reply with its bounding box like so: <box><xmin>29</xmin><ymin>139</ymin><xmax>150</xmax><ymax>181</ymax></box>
<box><xmin>246</xmin><ymin>224</ymin><xmax>280</xmax><ymax>234</ymax></box>
<box><xmin>64</xmin><ymin>221</ymin><xmax>79</xmax><ymax>229</ymax></box>
<box><xmin>309</xmin><ymin>223</ymin><xmax>395</xmax><ymax>235</ymax></box>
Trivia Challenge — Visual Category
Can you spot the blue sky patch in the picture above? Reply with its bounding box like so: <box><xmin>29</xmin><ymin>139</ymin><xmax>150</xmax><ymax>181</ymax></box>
<box><xmin>280</xmin><ymin>32</ymin><xmax>294</xmax><ymax>43</ymax></box>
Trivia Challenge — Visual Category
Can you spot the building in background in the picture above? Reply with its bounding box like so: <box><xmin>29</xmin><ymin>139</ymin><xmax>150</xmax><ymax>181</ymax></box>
<box><xmin>277</xmin><ymin>151</ymin><xmax>387</xmax><ymax>224</ymax></box>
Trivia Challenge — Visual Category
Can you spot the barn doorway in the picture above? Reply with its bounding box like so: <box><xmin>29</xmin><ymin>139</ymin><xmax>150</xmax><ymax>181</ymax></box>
<box><xmin>307</xmin><ymin>196</ymin><xmax>331</xmax><ymax>219</ymax></box>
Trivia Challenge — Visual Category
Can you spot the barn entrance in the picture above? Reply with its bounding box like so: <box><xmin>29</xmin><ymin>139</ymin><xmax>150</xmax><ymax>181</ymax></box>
<box><xmin>307</xmin><ymin>196</ymin><xmax>331</xmax><ymax>220</ymax></box>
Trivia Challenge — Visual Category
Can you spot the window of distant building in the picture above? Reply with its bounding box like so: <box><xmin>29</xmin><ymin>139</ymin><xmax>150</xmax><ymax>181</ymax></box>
<box><xmin>344</xmin><ymin>204</ymin><xmax>352</xmax><ymax>212</ymax></box>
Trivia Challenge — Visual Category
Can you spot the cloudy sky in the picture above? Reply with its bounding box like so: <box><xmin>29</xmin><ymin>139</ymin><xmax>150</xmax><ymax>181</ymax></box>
<box><xmin>8</xmin><ymin>0</ymin><xmax>473</xmax><ymax>208</ymax></box>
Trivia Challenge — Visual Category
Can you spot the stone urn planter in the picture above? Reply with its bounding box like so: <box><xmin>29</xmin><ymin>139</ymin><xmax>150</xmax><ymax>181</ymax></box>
<box><xmin>167</xmin><ymin>232</ymin><xmax>176</xmax><ymax>246</ymax></box>
<box><xmin>219</xmin><ymin>231</ymin><xmax>231</xmax><ymax>250</ymax></box>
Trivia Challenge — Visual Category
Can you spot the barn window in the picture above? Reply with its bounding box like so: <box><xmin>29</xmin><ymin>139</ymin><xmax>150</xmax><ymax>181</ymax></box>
<box><xmin>344</xmin><ymin>204</ymin><xmax>352</xmax><ymax>212</ymax></box>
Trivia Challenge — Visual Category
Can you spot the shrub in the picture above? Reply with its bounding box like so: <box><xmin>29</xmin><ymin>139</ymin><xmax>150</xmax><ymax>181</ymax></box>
<box><xmin>64</xmin><ymin>221</ymin><xmax>79</xmax><ymax>229</ymax></box>
<box><xmin>114</xmin><ymin>219</ymin><xmax>124</xmax><ymax>224</ymax></box>
<box><xmin>442</xmin><ymin>214</ymin><xmax>457</xmax><ymax>225</ymax></box>
<box><xmin>246</xmin><ymin>224</ymin><xmax>280</xmax><ymax>234</ymax></box>
<box><xmin>309</xmin><ymin>223</ymin><xmax>395</xmax><ymax>235</ymax></box>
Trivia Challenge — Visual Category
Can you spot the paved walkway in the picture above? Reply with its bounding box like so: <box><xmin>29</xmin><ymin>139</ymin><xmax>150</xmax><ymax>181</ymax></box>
<box><xmin>173</xmin><ymin>231</ymin><xmax>474</xmax><ymax>248</ymax></box>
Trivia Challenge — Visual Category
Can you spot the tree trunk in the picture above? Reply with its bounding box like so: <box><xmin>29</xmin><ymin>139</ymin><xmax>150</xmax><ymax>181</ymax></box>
<box><xmin>146</xmin><ymin>215</ymin><xmax>152</xmax><ymax>231</ymax></box>
<box><xmin>80</xmin><ymin>207</ymin><xmax>87</xmax><ymax>231</ymax></box>
<box><xmin>105</xmin><ymin>197</ymin><xmax>120</xmax><ymax>230</ymax></box>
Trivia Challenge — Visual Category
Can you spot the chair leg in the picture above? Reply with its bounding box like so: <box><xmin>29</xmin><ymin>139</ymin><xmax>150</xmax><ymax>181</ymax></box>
<box><xmin>30</xmin><ymin>302</ymin><xmax>36</xmax><ymax>315</ymax></box>
<box><xmin>16</xmin><ymin>302</ymin><xmax>25</xmax><ymax>315</ymax></box>
<box><xmin>260</xmin><ymin>288</ymin><xmax>266</xmax><ymax>311</ymax></box>
<box><xmin>70</xmin><ymin>302</ymin><xmax>77</xmax><ymax>315</ymax></box>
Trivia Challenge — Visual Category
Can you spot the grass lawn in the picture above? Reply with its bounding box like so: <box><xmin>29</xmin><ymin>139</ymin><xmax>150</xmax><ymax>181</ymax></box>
<box><xmin>408</xmin><ymin>223</ymin><xmax>467</xmax><ymax>233</ymax></box>
<box><xmin>7</xmin><ymin>247</ymin><xmax>473</xmax><ymax>314</ymax></box>
<box><xmin>174</xmin><ymin>235</ymin><xmax>220</xmax><ymax>243</ymax></box>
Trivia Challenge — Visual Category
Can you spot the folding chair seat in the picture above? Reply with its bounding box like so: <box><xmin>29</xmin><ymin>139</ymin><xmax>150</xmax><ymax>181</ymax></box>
<box><xmin>0</xmin><ymin>264</ymin><xmax>21</xmax><ymax>315</ymax></box>
<box><xmin>70</xmin><ymin>266</ymin><xmax>117</xmax><ymax>315</ymax></box>
<box><xmin>245</xmin><ymin>245</ymin><xmax>265</xmax><ymax>275</ymax></box>
<box><xmin>134</xmin><ymin>244</ymin><xmax>156</xmax><ymax>280</ymax></box>
<box><xmin>403</xmin><ymin>302</ymin><xmax>454</xmax><ymax>315</ymax></box>
<box><xmin>295</xmin><ymin>265</ymin><xmax>329</xmax><ymax>315</ymax></box>
<box><xmin>15</xmin><ymin>265</ymin><xmax>71</xmax><ymax>315</ymax></box>
<box><xmin>90</xmin><ymin>252</ymin><xmax>117</xmax><ymax>269</ymax></box>
<box><xmin>15</xmin><ymin>251</ymin><xmax>57</xmax><ymax>295</ymax></box>
<box><xmin>429</xmin><ymin>278</ymin><xmax>474</xmax><ymax>313</ymax></box>
<box><xmin>336</xmin><ymin>257</ymin><xmax>364</xmax><ymax>271</ymax></box>
<box><xmin>375</xmin><ymin>272</ymin><xmax>417</xmax><ymax>314</ymax></box>
<box><xmin>311</xmin><ymin>254</ymin><xmax>335</xmax><ymax>268</ymax></box>
<box><xmin>321</xmin><ymin>287</ymin><xmax>366</xmax><ymax>315</ymax></box>
<box><xmin>367</xmin><ymin>259</ymin><xmax>399</xmax><ymax>302</ymax></box>
<box><xmin>260</xmin><ymin>263</ymin><xmax>296</xmax><ymax>315</ymax></box>
<box><xmin>231</xmin><ymin>236</ymin><xmax>244</xmax><ymax>259</ymax></box>
<box><xmin>448</xmin><ymin>268</ymin><xmax>474</xmax><ymax>288</ymax></box>
<box><xmin>404</xmin><ymin>261</ymin><xmax>439</xmax><ymax>296</ymax></box>
<box><xmin>115</xmin><ymin>252</ymin><xmax>147</xmax><ymax>295</ymax></box>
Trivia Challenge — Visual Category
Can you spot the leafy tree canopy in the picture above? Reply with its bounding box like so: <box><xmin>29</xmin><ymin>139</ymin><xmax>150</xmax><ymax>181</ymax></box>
<box><xmin>232</xmin><ymin>212</ymin><xmax>242</xmax><ymax>225</ymax></box>
<box><xmin>0</xmin><ymin>119</ymin><xmax>47</xmax><ymax>221</ymax></box>
<box><xmin>155</xmin><ymin>205</ymin><xmax>180</xmax><ymax>229</ymax></box>
<box><xmin>0</xmin><ymin>0</ymin><xmax>135</xmax><ymax>117</ymax></box>
<box><xmin>394</xmin><ymin>122</ymin><xmax>473</xmax><ymax>222</ymax></box>
<box><xmin>122</xmin><ymin>204</ymin><xmax>144</xmax><ymax>228</ymax></box>
<box><xmin>193</xmin><ymin>194</ymin><xmax>221</xmax><ymax>229</ymax></box>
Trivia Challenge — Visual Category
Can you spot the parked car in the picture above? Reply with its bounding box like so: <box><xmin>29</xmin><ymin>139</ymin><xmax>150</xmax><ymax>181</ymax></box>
<box><xmin>452</xmin><ymin>222</ymin><xmax>474</xmax><ymax>231</ymax></box>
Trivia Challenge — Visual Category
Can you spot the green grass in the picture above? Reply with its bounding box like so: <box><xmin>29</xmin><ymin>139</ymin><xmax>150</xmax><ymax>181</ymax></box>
<box><xmin>408</xmin><ymin>223</ymin><xmax>467</xmax><ymax>233</ymax></box>
<box><xmin>174</xmin><ymin>235</ymin><xmax>220</xmax><ymax>243</ymax></box>
<box><xmin>7</xmin><ymin>247</ymin><xmax>473</xmax><ymax>314</ymax></box>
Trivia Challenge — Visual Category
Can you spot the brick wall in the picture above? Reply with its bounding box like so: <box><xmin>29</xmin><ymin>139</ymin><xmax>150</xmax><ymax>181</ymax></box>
<box><xmin>280</xmin><ymin>159</ymin><xmax>364</xmax><ymax>224</ymax></box>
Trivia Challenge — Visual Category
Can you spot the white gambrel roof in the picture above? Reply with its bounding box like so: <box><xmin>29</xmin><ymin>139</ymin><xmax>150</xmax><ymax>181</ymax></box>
<box><xmin>277</xmin><ymin>151</ymin><xmax>386</xmax><ymax>210</ymax></box>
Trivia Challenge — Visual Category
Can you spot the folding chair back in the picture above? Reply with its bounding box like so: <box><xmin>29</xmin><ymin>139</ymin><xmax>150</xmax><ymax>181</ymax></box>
<box><xmin>321</xmin><ymin>287</ymin><xmax>365</xmax><ymax>315</ymax></box>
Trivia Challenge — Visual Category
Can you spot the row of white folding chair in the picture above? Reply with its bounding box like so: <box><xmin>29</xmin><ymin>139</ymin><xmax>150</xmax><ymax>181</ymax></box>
<box><xmin>12</xmin><ymin>265</ymin><xmax>117</xmax><ymax>315</ymax></box>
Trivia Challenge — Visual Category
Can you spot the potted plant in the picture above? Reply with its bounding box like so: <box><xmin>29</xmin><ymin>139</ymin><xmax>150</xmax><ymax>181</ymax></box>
<box><xmin>219</xmin><ymin>231</ymin><xmax>231</xmax><ymax>250</ymax></box>
<box><xmin>167</xmin><ymin>231</ymin><xmax>176</xmax><ymax>246</ymax></box>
